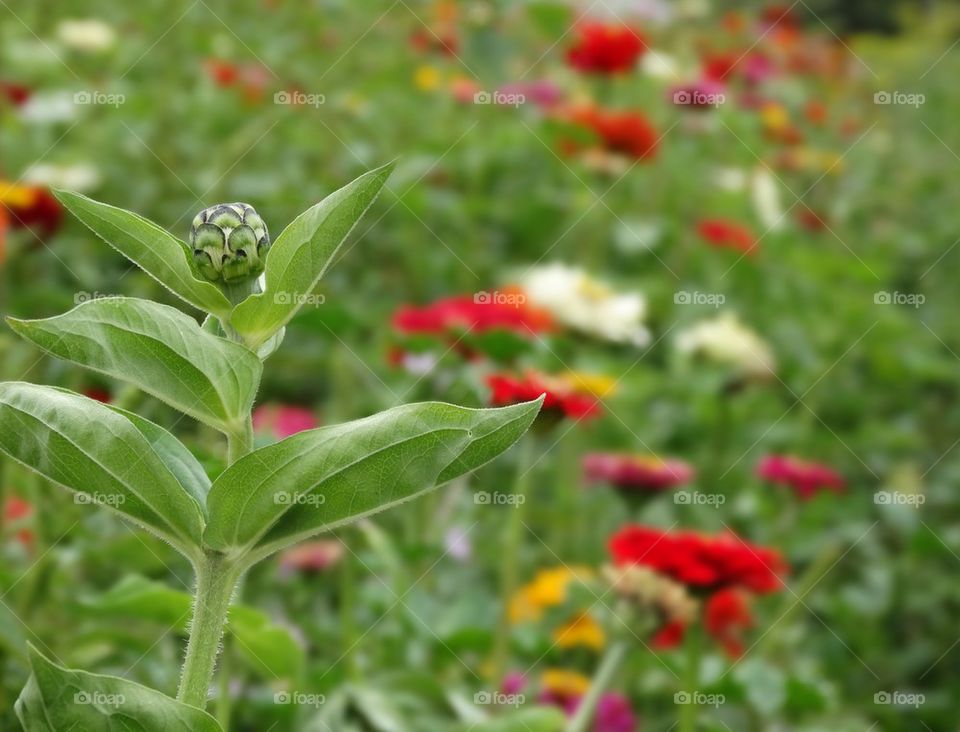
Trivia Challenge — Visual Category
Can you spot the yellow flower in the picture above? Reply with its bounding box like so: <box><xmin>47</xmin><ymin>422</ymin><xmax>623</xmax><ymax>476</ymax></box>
<box><xmin>562</xmin><ymin>372</ymin><xmax>617</xmax><ymax>398</ymax></box>
<box><xmin>508</xmin><ymin>566</ymin><xmax>593</xmax><ymax>623</ymax></box>
<box><xmin>0</xmin><ymin>182</ymin><xmax>38</xmax><ymax>208</ymax></box>
<box><xmin>414</xmin><ymin>65</ymin><xmax>442</xmax><ymax>91</ymax></box>
<box><xmin>542</xmin><ymin>669</ymin><xmax>591</xmax><ymax>698</ymax></box>
<box><xmin>760</xmin><ymin>102</ymin><xmax>789</xmax><ymax>132</ymax></box>
<box><xmin>553</xmin><ymin>612</ymin><xmax>606</xmax><ymax>651</ymax></box>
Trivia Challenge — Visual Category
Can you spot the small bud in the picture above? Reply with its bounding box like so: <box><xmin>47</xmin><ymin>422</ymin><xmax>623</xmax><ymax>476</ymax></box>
<box><xmin>190</xmin><ymin>203</ymin><xmax>270</xmax><ymax>283</ymax></box>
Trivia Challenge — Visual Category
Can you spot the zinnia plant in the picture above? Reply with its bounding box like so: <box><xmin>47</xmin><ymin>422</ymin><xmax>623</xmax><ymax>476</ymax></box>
<box><xmin>0</xmin><ymin>164</ymin><xmax>545</xmax><ymax>729</ymax></box>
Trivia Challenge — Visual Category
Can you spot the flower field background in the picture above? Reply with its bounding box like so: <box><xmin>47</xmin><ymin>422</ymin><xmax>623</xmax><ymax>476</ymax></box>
<box><xmin>1</xmin><ymin>1</ymin><xmax>957</xmax><ymax>730</ymax></box>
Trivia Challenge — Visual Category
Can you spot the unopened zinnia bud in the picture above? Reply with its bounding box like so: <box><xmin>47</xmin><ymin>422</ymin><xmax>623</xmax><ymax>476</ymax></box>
<box><xmin>190</xmin><ymin>202</ymin><xmax>270</xmax><ymax>283</ymax></box>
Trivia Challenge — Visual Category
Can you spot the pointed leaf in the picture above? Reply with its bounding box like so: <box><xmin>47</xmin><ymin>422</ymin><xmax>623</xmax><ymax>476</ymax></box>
<box><xmin>53</xmin><ymin>190</ymin><xmax>232</xmax><ymax>318</ymax></box>
<box><xmin>0</xmin><ymin>383</ymin><xmax>205</xmax><ymax>556</ymax></box>
<box><xmin>230</xmin><ymin>163</ymin><xmax>394</xmax><ymax>349</ymax></box>
<box><xmin>16</xmin><ymin>645</ymin><xmax>223</xmax><ymax>732</ymax></box>
<box><xmin>203</xmin><ymin>397</ymin><xmax>542</xmax><ymax>559</ymax></box>
<box><xmin>8</xmin><ymin>298</ymin><xmax>262</xmax><ymax>436</ymax></box>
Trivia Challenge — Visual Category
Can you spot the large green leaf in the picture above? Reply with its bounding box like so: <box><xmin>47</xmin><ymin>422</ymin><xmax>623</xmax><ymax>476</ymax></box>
<box><xmin>230</xmin><ymin>163</ymin><xmax>394</xmax><ymax>349</ymax></box>
<box><xmin>16</xmin><ymin>645</ymin><xmax>223</xmax><ymax>732</ymax></box>
<box><xmin>79</xmin><ymin>575</ymin><xmax>303</xmax><ymax>680</ymax></box>
<box><xmin>53</xmin><ymin>190</ymin><xmax>232</xmax><ymax>318</ymax></box>
<box><xmin>203</xmin><ymin>397</ymin><xmax>542</xmax><ymax>560</ymax></box>
<box><xmin>8</xmin><ymin>298</ymin><xmax>262</xmax><ymax>436</ymax></box>
<box><xmin>0</xmin><ymin>383</ymin><xmax>205</xmax><ymax>556</ymax></box>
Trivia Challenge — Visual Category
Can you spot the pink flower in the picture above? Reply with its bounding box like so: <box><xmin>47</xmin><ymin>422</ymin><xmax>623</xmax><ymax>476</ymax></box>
<box><xmin>583</xmin><ymin>453</ymin><xmax>694</xmax><ymax>492</ymax></box>
<box><xmin>253</xmin><ymin>403</ymin><xmax>318</xmax><ymax>439</ymax></box>
<box><xmin>756</xmin><ymin>454</ymin><xmax>845</xmax><ymax>499</ymax></box>
<box><xmin>279</xmin><ymin>540</ymin><xmax>345</xmax><ymax>573</ymax></box>
<box><xmin>497</xmin><ymin>80</ymin><xmax>564</xmax><ymax>108</ymax></box>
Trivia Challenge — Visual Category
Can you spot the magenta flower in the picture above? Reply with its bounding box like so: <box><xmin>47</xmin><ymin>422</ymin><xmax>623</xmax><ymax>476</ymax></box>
<box><xmin>756</xmin><ymin>455</ymin><xmax>845</xmax><ymax>499</ymax></box>
<box><xmin>583</xmin><ymin>453</ymin><xmax>694</xmax><ymax>492</ymax></box>
<box><xmin>252</xmin><ymin>403</ymin><xmax>318</xmax><ymax>439</ymax></box>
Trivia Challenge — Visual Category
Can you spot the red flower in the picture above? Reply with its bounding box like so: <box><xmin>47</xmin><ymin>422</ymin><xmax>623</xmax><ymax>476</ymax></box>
<box><xmin>567</xmin><ymin>106</ymin><xmax>659</xmax><ymax>161</ymax></box>
<box><xmin>253</xmin><ymin>403</ymin><xmax>319</xmax><ymax>439</ymax></box>
<box><xmin>1</xmin><ymin>81</ymin><xmax>31</xmax><ymax>107</ymax></box>
<box><xmin>279</xmin><ymin>540</ymin><xmax>344</xmax><ymax>573</ymax></box>
<box><xmin>4</xmin><ymin>496</ymin><xmax>34</xmax><ymax>548</ymax></box>
<box><xmin>0</xmin><ymin>185</ymin><xmax>63</xmax><ymax>240</ymax></box>
<box><xmin>83</xmin><ymin>387</ymin><xmax>113</xmax><ymax>403</ymax></box>
<box><xmin>697</xmin><ymin>219</ymin><xmax>756</xmax><ymax>255</ymax></box>
<box><xmin>651</xmin><ymin>589</ymin><xmax>754</xmax><ymax>657</ymax></box>
<box><xmin>392</xmin><ymin>294</ymin><xmax>552</xmax><ymax>338</ymax></box>
<box><xmin>566</xmin><ymin>23</ymin><xmax>646</xmax><ymax>75</ymax></box>
<box><xmin>756</xmin><ymin>455</ymin><xmax>845</xmax><ymax>499</ymax></box>
<box><xmin>583</xmin><ymin>453</ymin><xmax>694</xmax><ymax>492</ymax></box>
<box><xmin>609</xmin><ymin>525</ymin><xmax>787</xmax><ymax>594</ymax></box>
<box><xmin>487</xmin><ymin>372</ymin><xmax>601</xmax><ymax>420</ymax></box>
<box><xmin>702</xmin><ymin>52</ymin><xmax>740</xmax><ymax>83</ymax></box>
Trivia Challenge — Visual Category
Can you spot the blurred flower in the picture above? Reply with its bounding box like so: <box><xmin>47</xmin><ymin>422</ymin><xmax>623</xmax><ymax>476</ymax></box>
<box><xmin>585</xmin><ymin>692</ymin><xmax>637</xmax><ymax>732</ymax></box>
<box><xmin>0</xmin><ymin>181</ymin><xmax>64</xmax><ymax>241</ymax></box>
<box><xmin>583</xmin><ymin>453</ymin><xmax>694</xmax><ymax>492</ymax></box>
<box><xmin>1</xmin><ymin>81</ymin><xmax>31</xmax><ymax>106</ymax></box>
<box><xmin>641</xmin><ymin>50</ymin><xmax>680</xmax><ymax>79</ymax></box>
<box><xmin>760</xmin><ymin>102</ymin><xmax>803</xmax><ymax>145</ymax></box>
<box><xmin>796</xmin><ymin>206</ymin><xmax>829</xmax><ymax>232</ymax></box>
<box><xmin>450</xmin><ymin>77</ymin><xmax>481</xmax><ymax>104</ymax></box>
<box><xmin>609</xmin><ymin>524</ymin><xmax>788</xmax><ymax>594</ymax></box>
<box><xmin>83</xmin><ymin>387</ymin><xmax>112</xmax><ymax>403</ymax></box>
<box><xmin>4</xmin><ymin>496</ymin><xmax>34</xmax><ymax>548</ymax></box>
<box><xmin>670</xmin><ymin>79</ymin><xmax>726</xmax><ymax>111</ymax></box>
<box><xmin>553</xmin><ymin>612</ymin><xmax>606</xmax><ymax>651</ymax></box>
<box><xmin>393</xmin><ymin>294</ymin><xmax>552</xmax><ymax>339</ymax></box>
<box><xmin>712</xmin><ymin>167</ymin><xmax>748</xmax><ymax>192</ymax></box>
<box><xmin>804</xmin><ymin>100</ymin><xmax>828</xmax><ymax>126</ymax></box>
<box><xmin>444</xmin><ymin>525</ymin><xmax>472</xmax><ymax>561</ymax></box>
<box><xmin>18</xmin><ymin>91</ymin><xmax>76</xmax><ymax>123</ymax></box>
<box><xmin>540</xmin><ymin>669</ymin><xmax>591</xmax><ymax>701</ymax></box>
<box><xmin>742</xmin><ymin>53</ymin><xmax>776</xmax><ymax>86</ymax></box>
<box><xmin>409</xmin><ymin>30</ymin><xmax>458</xmax><ymax>57</ymax></box>
<box><xmin>253</xmin><ymin>403</ymin><xmax>318</xmax><ymax>439</ymax></box>
<box><xmin>697</xmin><ymin>218</ymin><xmax>757</xmax><ymax>255</ymax></box>
<box><xmin>652</xmin><ymin>588</ymin><xmax>753</xmax><ymax>657</ymax></box>
<box><xmin>751</xmin><ymin>167</ymin><xmax>783</xmax><ymax>231</ymax></box>
<box><xmin>279</xmin><ymin>540</ymin><xmax>345</xmax><ymax>573</ymax></box>
<box><xmin>414</xmin><ymin>65</ymin><xmax>442</xmax><ymax>92</ymax></box>
<box><xmin>520</xmin><ymin>263</ymin><xmax>650</xmax><ymax>346</ymax></box>
<box><xmin>774</xmin><ymin>147</ymin><xmax>845</xmax><ymax>176</ymax></box>
<box><xmin>603</xmin><ymin>564</ymin><xmax>698</xmax><ymax>625</ymax></box>
<box><xmin>23</xmin><ymin>162</ymin><xmax>101</xmax><ymax>193</ymax></box>
<box><xmin>203</xmin><ymin>59</ymin><xmax>271</xmax><ymax>103</ymax></box>
<box><xmin>56</xmin><ymin>19</ymin><xmax>116</xmax><ymax>53</ymax></box>
<box><xmin>565</xmin><ymin>106</ymin><xmax>660</xmax><ymax>162</ymax></box>
<box><xmin>566</xmin><ymin>23</ymin><xmax>647</xmax><ymax>75</ymax></box>
<box><xmin>509</xmin><ymin>566</ymin><xmax>594</xmax><ymax>623</ymax></box>
<box><xmin>675</xmin><ymin>313</ymin><xmax>776</xmax><ymax>378</ymax></box>
<box><xmin>757</xmin><ymin>454</ymin><xmax>845</xmax><ymax>499</ymax></box>
<box><xmin>487</xmin><ymin>371</ymin><xmax>604</xmax><ymax>421</ymax></box>
<box><xmin>497</xmin><ymin>79</ymin><xmax>563</xmax><ymax>109</ymax></box>
<box><xmin>501</xmin><ymin>672</ymin><xmax>526</xmax><ymax>696</ymax></box>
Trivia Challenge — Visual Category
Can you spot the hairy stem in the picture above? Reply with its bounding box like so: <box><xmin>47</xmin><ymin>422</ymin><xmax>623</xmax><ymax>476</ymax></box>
<box><xmin>177</xmin><ymin>553</ymin><xmax>241</xmax><ymax>709</ymax></box>
<box><xmin>227</xmin><ymin>417</ymin><xmax>254</xmax><ymax>466</ymax></box>
<box><xmin>566</xmin><ymin>641</ymin><xmax>628</xmax><ymax>732</ymax></box>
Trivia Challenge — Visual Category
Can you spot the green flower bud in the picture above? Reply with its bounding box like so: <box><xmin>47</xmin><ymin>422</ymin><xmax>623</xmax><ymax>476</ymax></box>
<box><xmin>190</xmin><ymin>203</ymin><xmax>270</xmax><ymax>283</ymax></box>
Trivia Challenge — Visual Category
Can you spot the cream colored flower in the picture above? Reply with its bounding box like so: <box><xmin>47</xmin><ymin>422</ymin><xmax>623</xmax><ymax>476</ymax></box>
<box><xmin>23</xmin><ymin>163</ymin><xmax>101</xmax><ymax>192</ymax></box>
<box><xmin>57</xmin><ymin>19</ymin><xmax>116</xmax><ymax>53</ymax></box>
<box><xmin>675</xmin><ymin>312</ymin><xmax>776</xmax><ymax>377</ymax></box>
<box><xmin>751</xmin><ymin>167</ymin><xmax>783</xmax><ymax>232</ymax></box>
<box><xmin>519</xmin><ymin>263</ymin><xmax>650</xmax><ymax>347</ymax></box>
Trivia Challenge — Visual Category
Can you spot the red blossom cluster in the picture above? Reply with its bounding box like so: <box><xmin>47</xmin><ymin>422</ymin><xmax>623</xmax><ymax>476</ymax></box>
<box><xmin>756</xmin><ymin>454</ymin><xmax>845</xmax><ymax>499</ymax></box>
<box><xmin>392</xmin><ymin>294</ymin><xmax>552</xmax><ymax>338</ymax></box>
<box><xmin>487</xmin><ymin>373</ymin><xmax>601</xmax><ymax>421</ymax></box>
<box><xmin>583</xmin><ymin>453</ymin><xmax>694</xmax><ymax>492</ymax></box>
<box><xmin>653</xmin><ymin>588</ymin><xmax>753</xmax><ymax>657</ymax></box>
<box><xmin>565</xmin><ymin>106</ymin><xmax>660</xmax><ymax>161</ymax></box>
<box><xmin>566</xmin><ymin>23</ymin><xmax>647</xmax><ymax>75</ymax></box>
<box><xmin>697</xmin><ymin>218</ymin><xmax>757</xmax><ymax>255</ymax></box>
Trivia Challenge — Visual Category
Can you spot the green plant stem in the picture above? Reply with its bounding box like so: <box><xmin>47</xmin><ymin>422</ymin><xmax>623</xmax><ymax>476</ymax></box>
<box><xmin>216</xmin><ymin>634</ymin><xmax>233</xmax><ymax>729</ymax></box>
<box><xmin>678</xmin><ymin>620</ymin><xmax>703</xmax><ymax>732</ymax></box>
<box><xmin>227</xmin><ymin>418</ymin><xmax>254</xmax><ymax>466</ymax></box>
<box><xmin>177</xmin><ymin>552</ymin><xmax>241</xmax><ymax>709</ymax></box>
<box><xmin>491</xmin><ymin>434</ymin><xmax>536</xmax><ymax>680</ymax></box>
<box><xmin>565</xmin><ymin>640</ymin><xmax>629</xmax><ymax>732</ymax></box>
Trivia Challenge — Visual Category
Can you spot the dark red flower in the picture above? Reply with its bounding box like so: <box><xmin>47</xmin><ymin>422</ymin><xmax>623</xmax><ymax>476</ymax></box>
<box><xmin>702</xmin><ymin>52</ymin><xmax>740</xmax><ymax>82</ymax></box>
<box><xmin>566</xmin><ymin>23</ymin><xmax>646</xmax><ymax>75</ymax></box>
<box><xmin>1</xmin><ymin>185</ymin><xmax>63</xmax><ymax>240</ymax></box>
<box><xmin>609</xmin><ymin>525</ymin><xmax>787</xmax><ymax>594</ymax></box>
<box><xmin>651</xmin><ymin>589</ymin><xmax>754</xmax><ymax>658</ymax></box>
<box><xmin>4</xmin><ymin>496</ymin><xmax>34</xmax><ymax>548</ymax></box>
<box><xmin>567</xmin><ymin>106</ymin><xmax>659</xmax><ymax>161</ymax></box>
<box><xmin>583</xmin><ymin>453</ymin><xmax>694</xmax><ymax>492</ymax></box>
<box><xmin>487</xmin><ymin>372</ymin><xmax>602</xmax><ymax>420</ymax></box>
<box><xmin>697</xmin><ymin>219</ymin><xmax>757</xmax><ymax>255</ymax></box>
<box><xmin>83</xmin><ymin>387</ymin><xmax>112</xmax><ymax>403</ymax></box>
<box><xmin>1</xmin><ymin>81</ymin><xmax>31</xmax><ymax>107</ymax></box>
<box><xmin>756</xmin><ymin>454</ymin><xmax>845</xmax><ymax>499</ymax></box>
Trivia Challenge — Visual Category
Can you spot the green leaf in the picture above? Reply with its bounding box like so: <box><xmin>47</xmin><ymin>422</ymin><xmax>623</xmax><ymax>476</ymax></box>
<box><xmin>8</xmin><ymin>298</ymin><xmax>262</xmax><ymax>436</ymax></box>
<box><xmin>203</xmin><ymin>397</ymin><xmax>542</xmax><ymax>560</ymax></box>
<box><xmin>230</xmin><ymin>163</ymin><xmax>394</xmax><ymax>349</ymax></box>
<box><xmin>52</xmin><ymin>190</ymin><xmax>232</xmax><ymax>318</ymax></box>
<box><xmin>465</xmin><ymin>708</ymin><xmax>566</xmax><ymax>732</ymax></box>
<box><xmin>16</xmin><ymin>645</ymin><xmax>223</xmax><ymax>732</ymax></box>
<box><xmin>0</xmin><ymin>383</ymin><xmax>205</xmax><ymax>556</ymax></box>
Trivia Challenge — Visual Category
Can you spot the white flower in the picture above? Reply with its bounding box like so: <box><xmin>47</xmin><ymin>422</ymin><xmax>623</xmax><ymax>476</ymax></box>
<box><xmin>57</xmin><ymin>19</ymin><xmax>116</xmax><ymax>53</ymax></box>
<box><xmin>23</xmin><ymin>163</ymin><xmax>101</xmax><ymax>192</ymax></box>
<box><xmin>642</xmin><ymin>50</ymin><xmax>680</xmax><ymax>79</ymax></box>
<box><xmin>751</xmin><ymin>167</ymin><xmax>784</xmax><ymax>232</ymax></box>
<box><xmin>520</xmin><ymin>263</ymin><xmax>650</xmax><ymax>347</ymax></box>
<box><xmin>675</xmin><ymin>312</ymin><xmax>775</xmax><ymax>377</ymax></box>
<box><xmin>18</xmin><ymin>91</ymin><xmax>76</xmax><ymax>123</ymax></box>
<box><xmin>712</xmin><ymin>167</ymin><xmax>748</xmax><ymax>192</ymax></box>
